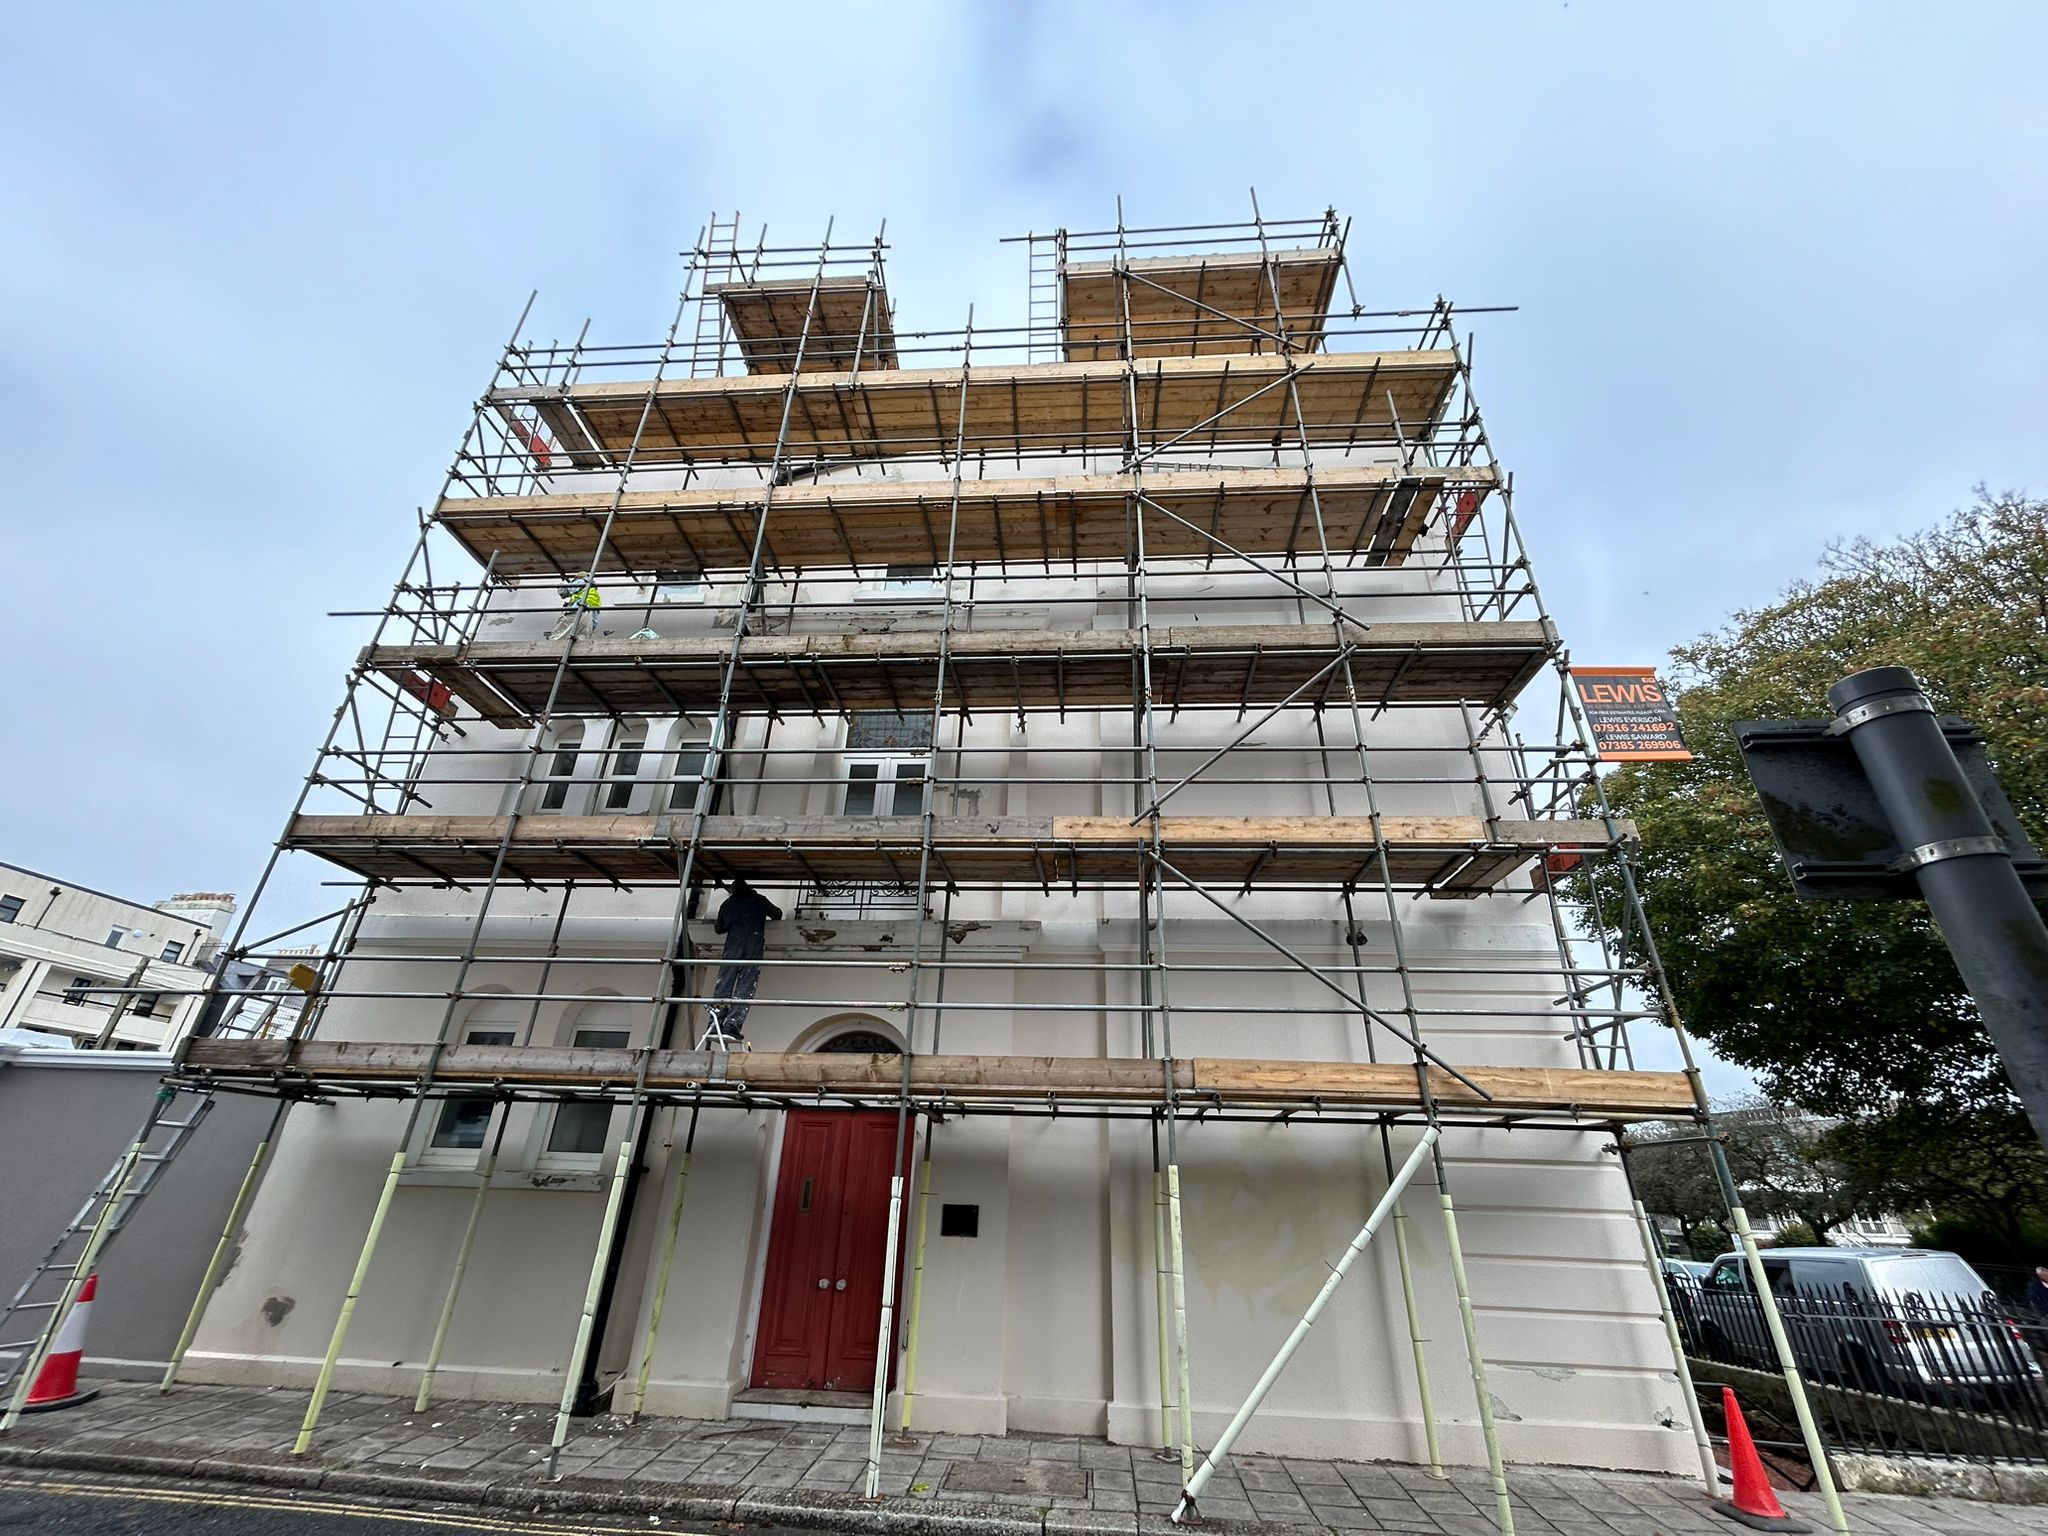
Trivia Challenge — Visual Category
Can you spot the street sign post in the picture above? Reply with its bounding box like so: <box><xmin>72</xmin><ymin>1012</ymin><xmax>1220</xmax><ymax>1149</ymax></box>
<box><xmin>1735</xmin><ymin>666</ymin><xmax>2048</xmax><ymax>1150</ymax></box>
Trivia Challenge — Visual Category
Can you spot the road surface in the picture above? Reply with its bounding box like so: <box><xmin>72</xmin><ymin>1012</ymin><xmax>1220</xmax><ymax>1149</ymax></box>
<box><xmin>0</xmin><ymin>1470</ymin><xmax>737</xmax><ymax>1534</ymax></box>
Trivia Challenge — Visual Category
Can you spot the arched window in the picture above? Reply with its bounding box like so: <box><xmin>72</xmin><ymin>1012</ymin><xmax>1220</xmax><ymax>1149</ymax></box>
<box><xmin>666</xmin><ymin>722</ymin><xmax>713</xmax><ymax>813</ymax></box>
<box><xmin>602</xmin><ymin>725</ymin><xmax>648</xmax><ymax>811</ymax></box>
<box><xmin>543</xmin><ymin>996</ymin><xmax>637</xmax><ymax>1162</ymax></box>
<box><xmin>814</xmin><ymin>1027</ymin><xmax>902</xmax><ymax>1055</ymax></box>
<box><xmin>428</xmin><ymin>993</ymin><xmax>526</xmax><ymax>1155</ymax></box>
<box><xmin>535</xmin><ymin>725</ymin><xmax>585</xmax><ymax>813</ymax></box>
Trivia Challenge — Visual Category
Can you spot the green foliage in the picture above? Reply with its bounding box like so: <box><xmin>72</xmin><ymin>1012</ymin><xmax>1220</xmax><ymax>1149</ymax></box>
<box><xmin>1595</xmin><ymin>491</ymin><xmax>2048</xmax><ymax>1118</ymax></box>
<box><xmin>1765</xmin><ymin>1222</ymin><xmax>1820</xmax><ymax>1249</ymax></box>
<box><xmin>1908</xmin><ymin>1214</ymin><xmax>2048</xmax><ymax>1274</ymax></box>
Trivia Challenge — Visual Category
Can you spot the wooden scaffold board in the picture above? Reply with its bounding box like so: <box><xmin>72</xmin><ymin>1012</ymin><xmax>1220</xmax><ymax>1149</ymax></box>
<box><xmin>366</xmin><ymin>619</ymin><xmax>1556</xmax><ymax>727</ymax></box>
<box><xmin>282</xmin><ymin>811</ymin><xmax>1628</xmax><ymax>894</ymax></box>
<box><xmin>176</xmin><ymin>1039</ymin><xmax>1699</xmax><ymax>1124</ymax></box>
<box><xmin>491</xmin><ymin>349</ymin><xmax>1458</xmax><ymax>466</ymax></box>
<box><xmin>435</xmin><ymin>462</ymin><xmax>1493</xmax><ymax>578</ymax></box>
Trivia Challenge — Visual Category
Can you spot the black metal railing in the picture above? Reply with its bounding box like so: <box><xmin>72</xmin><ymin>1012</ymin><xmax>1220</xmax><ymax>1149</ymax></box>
<box><xmin>1667</xmin><ymin>1269</ymin><xmax>2048</xmax><ymax>1464</ymax></box>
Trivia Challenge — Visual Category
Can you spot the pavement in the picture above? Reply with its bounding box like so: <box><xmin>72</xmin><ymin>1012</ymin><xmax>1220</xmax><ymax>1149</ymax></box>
<box><xmin>2</xmin><ymin>1380</ymin><xmax>2046</xmax><ymax>1536</ymax></box>
<box><xmin>0</xmin><ymin>1466</ymin><xmax>737</xmax><ymax>1533</ymax></box>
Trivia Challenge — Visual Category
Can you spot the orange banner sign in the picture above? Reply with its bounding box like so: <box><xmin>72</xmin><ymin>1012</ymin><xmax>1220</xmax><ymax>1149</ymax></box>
<box><xmin>1570</xmin><ymin>667</ymin><xmax>1691</xmax><ymax>762</ymax></box>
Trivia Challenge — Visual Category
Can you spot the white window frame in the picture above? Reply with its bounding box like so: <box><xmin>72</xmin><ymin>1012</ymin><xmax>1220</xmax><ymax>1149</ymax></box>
<box><xmin>666</xmin><ymin>729</ymin><xmax>714</xmax><ymax>814</ymax></box>
<box><xmin>105</xmin><ymin>926</ymin><xmax>131</xmax><ymax>949</ymax></box>
<box><xmin>841</xmin><ymin>754</ymin><xmax>930</xmax><ymax>818</ymax></box>
<box><xmin>654</xmin><ymin>571</ymin><xmax>706</xmax><ymax>604</ymax></box>
<box><xmin>0</xmin><ymin>895</ymin><xmax>23</xmax><ymax>924</ymax></box>
<box><xmin>532</xmin><ymin>1013</ymin><xmax>638</xmax><ymax>1173</ymax></box>
<box><xmin>599</xmin><ymin>726</ymin><xmax>650</xmax><ymax>813</ymax></box>
<box><xmin>530</xmin><ymin>724</ymin><xmax>588</xmax><ymax>815</ymax></box>
<box><xmin>417</xmin><ymin>1017</ymin><xmax>525</xmax><ymax>1168</ymax></box>
<box><xmin>160</xmin><ymin>940</ymin><xmax>185</xmax><ymax>963</ymax></box>
<box><xmin>873</xmin><ymin>563</ymin><xmax>940</xmax><ymax>596</ymax></box>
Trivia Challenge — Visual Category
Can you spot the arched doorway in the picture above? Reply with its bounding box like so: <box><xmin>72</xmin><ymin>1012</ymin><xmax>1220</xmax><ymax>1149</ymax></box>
<box><xmin>751</xmin><ymin>1022</ymin><xmax>909</xmax><ymax>1393</ymax></box>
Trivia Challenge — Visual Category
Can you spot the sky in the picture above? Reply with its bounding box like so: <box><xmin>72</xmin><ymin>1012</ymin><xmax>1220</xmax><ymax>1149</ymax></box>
<box><xmin>3</xmin><ymin>3</ymin><xmax>2043</xmax><ymax>1094</ymax></box>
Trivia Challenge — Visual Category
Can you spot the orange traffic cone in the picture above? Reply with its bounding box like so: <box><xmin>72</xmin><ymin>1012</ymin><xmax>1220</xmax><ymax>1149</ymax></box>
<box><xmin>22</xmin><ymin>1273</ymin><xmax>103</xmax><ymax>1414</ymax></box>
<box><xmin>1713</xmin><ymin>1386</ymin><xmax>1810</xmax><ymax>1532</ymax></box>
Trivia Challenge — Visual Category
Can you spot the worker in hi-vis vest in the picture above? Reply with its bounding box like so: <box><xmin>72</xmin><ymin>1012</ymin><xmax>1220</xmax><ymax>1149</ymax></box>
<box><xmin>550</xmin><ymin>580</ymin><xmax>602</xmax><ymax>640</ymax></box>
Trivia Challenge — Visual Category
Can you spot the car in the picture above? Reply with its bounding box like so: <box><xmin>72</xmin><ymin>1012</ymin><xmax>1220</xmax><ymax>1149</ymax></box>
<box><xmin>1691</xmin><ymin>1246</ymin><xmax>2042</xmax><ymax>1404</ymax></box>
<box><xmin>1659</xmin><ymin>1258</ymin><xmax>1712</xmax><ymax>1351</ymax></box>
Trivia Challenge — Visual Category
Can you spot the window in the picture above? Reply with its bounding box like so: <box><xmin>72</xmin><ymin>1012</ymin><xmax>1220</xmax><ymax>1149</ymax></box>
<box><xmin>602</xmin><ymin>729</ymin><xmax>647</xmax><ymax>811</ymax></box>
<box><xmin>129</xmin><ymin>993</ymin><xmax>161</xmax><ymax>1019</ymax></box>
<box><xmin>843</xmin><ymin>757</ymin><xmax>929</xmax><ymax>817</ymax></box>
<box><xmin>62</xmin><ymin>976</ymin><xmax>95</xmax><ymax>1006</ymax></box>
<box><xmin>547</xmin><ymin>1025</ymin><xmax>632</xmax><ymax>1155</ymax></box>
<box><xmin>877</xmin><ymin>563</ymin><xmax>940</xmax><ymax>594</ymax></box>
<box><xmin>0</xmin><ymin>895</ymin><xmax>22</xmax><ymax>924</ymax></box>
<box><xmin>106</xmin><ymin>926</ymin><xmax>131</xmax><ymax>948</ymax></box>
<box><xmin>817</xmin><ymin>1029</ymin><xmax>901</xmax><ymax>1055</ymax></box>
<box><xmin>667</xmin><ymin>738</ymin><xmax>711</xmax><ymax>812</ymax></box>
<box><xmin>536</xmin><ymin>726</ymin><xmax>584</xmax><ymax>813</ymax></box>
<box><xmin>428</xmin><ymin>1026</ymin><xmax>519</xmax><ymax>1152</ymax></box>
<box><xmin>161</xmin><ymin>940</ymin><xmax>185</xmax><ymax>963</ymax></box>
<box><xmin>655</xmin><ymin>571</ymin><xmax>705</xmax><ymax>604</ymax></box>
<box><xmin>1707</xmin><ymin>1261</ymin><xmax>1749</xmax><ymax>1291</ymax></box>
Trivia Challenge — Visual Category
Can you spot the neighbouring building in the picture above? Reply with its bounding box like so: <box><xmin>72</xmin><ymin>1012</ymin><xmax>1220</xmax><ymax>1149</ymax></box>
<box><xmin>0</xmin><ymin>865</ymin><xmax>226</xmax><ymax>1050</ymax></box>
<box><xmin>163</xmin><ymin>206</ymin><xmax>1716</xmax><ymax>1478</ymax></box>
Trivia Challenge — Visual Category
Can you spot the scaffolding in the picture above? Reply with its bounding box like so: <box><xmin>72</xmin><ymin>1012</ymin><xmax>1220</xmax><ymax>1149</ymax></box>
<box><xmin>2</xmin><ymin>198</ymin><xmax>1851</xmax><ymax>1533</ymax></box>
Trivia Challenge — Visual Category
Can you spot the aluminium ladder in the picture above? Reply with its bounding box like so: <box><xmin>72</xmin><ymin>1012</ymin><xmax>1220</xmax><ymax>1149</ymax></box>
<box><xmin>0</xmin><ymin>1084</ymin><xmax>214</xmax><ymax>1425</ymax></box>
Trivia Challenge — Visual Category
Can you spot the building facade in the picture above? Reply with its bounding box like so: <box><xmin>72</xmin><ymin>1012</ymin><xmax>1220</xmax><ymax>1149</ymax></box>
<box><xmin>168</xmin><ymin>209</ymin><xmax>1711</xmax><ymax>1478</ymax></box>
<box><xmin>0</xmin><ymin>865</ymin><xmax>223</xmax><ymax>1050</ymax></box>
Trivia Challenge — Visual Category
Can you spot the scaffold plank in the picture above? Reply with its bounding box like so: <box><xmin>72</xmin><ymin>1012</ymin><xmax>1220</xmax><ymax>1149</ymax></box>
<box><xmin>710</xmin><ymin>276</ymin><xmax>897</xmax><ymax>373</ymax></box>
<box><xmin>174</xmin><ymin>1039</ymin><xmax>1697</xmax><ymax>1121</ymax></box>
<box><xmin>366</xmin><ymin>620</ymin><xmax>1556</xmax><ymax>727</ymax></box>
<box><xmin>436</xmin><ymin>462</ymin><xmax>1490</xmax><ymax>577</ymax></box>
<box><xmin>491</xmin><ymin>349</ymin><xmax>1457</xmax><ymax>466</ymax></box>
<box><xmin>1061</xmin><ymin>247</ymin><xmax>1342</xmax><ymax>360</ymax></box>
<box><xmin>281</xmin><ymin>811</ymin><xmax>1626</xmax><ymax>893</ymax></box>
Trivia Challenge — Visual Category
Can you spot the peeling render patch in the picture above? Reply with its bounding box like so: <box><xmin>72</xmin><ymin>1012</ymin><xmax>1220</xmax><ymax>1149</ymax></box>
<box><xmin>1503</xmin><ymin>1364</ymin><xmax>1576</xmax><ymax>1383</ymax></box>
<box><xmin>1489</xmin><ymin>1394</ymin><xmax>1524</xmax><ymax>1422</ymax></box>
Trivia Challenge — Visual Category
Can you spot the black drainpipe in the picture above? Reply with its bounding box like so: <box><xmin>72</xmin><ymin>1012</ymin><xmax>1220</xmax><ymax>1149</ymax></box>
<box><xmin>573</xmin><ymin>783</ymin><xmax>722</xmax><ymax>1414</ymax></box>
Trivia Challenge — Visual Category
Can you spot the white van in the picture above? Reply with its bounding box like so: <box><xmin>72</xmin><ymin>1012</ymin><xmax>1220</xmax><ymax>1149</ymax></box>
<box><xmin>1691</xmin><ymin>1246</ymin><xmax>2042</xmax><ymax>1401</ymax></box>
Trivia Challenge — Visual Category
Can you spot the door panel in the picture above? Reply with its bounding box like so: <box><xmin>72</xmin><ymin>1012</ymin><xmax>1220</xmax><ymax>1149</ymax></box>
<box><xmin>751</xmin><ymin>1110</ymin><xmax>907</xmax><ymax>1392</ymax></box>
<box><xmin>822</xmin><ymin>1113</ymin><xmax>909</xmax><ymax>1388</ymax></box>
<box><xmin>751</xmin><ymin>1114</ymin><xmax>846</xmax><ymax>1389</ymax></box>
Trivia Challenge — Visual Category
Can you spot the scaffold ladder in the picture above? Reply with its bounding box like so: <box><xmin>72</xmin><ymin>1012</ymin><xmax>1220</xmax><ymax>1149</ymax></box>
<box><xmin>690</xmin><ymin>212</ymin><xmax>742</xmax><ymax>378</ymax></box>
<box><xmin>1027</xmin><ymin>228</ymin><xmax>1066</xmax><ymax>363</ymax></box>
<box><xmin>0</xmin><ymin>1085</ymin><xmax>213</xmax><ymax>1423</ymax></box>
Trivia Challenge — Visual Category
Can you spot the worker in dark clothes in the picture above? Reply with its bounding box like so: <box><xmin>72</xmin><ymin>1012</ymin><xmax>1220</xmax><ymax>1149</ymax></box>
<box><xmin>2028</xmin><ymin>1266</ymin><xmax>2048</xmax><ymax>1317</ymax></box>
<box><xmin>707</xmin><ymin>878</ymin><xmax>782</xmax><ymax>1043</ymax></box>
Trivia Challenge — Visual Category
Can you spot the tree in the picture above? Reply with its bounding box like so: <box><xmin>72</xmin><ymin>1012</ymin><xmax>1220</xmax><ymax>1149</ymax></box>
<box><xmin>1717</xmin><ymin>1099</ymin><xmax>1872</xmax><ymax>1244</ymax></box>
<box><xmin>1625</xmin><ymin>1123</ymin><xmax>1728</xmax><ymax>1256</ymax></box>
<box><xmin>1593</xmin><ymin>491</ymin><xmax>2048</xmax><ymax>1120</ymax></box>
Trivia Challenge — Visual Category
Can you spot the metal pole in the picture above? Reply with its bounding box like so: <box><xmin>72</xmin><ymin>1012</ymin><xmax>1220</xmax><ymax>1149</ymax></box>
<box><xmin>1437</xmin><ymin>1187</ymin><xmax>1514</xmax><ymax>1536</ymax></box>
<box><xmin>413</xmin><ymin>1108</ymin><xmax>512</xmax><ymax>1413</ymax></box>
<box><xmin>1153</xmin><ymin>1167</ymin><xmax>1176</xmax><ymax>1454</ymax></box>
<box><xmin>1171</xmin><ymin>1128</ymin><xmax>1438</xmax><ymax>1524</ymax></box>
<box><xmin>1625</xmin><ymin>1192</ymin><xmax>1718</xmax><ymax>1489</ymax></box>
<box><xmin>626</xmin><ymin>1101</ymin><xmax>701</xmax><ymax>1420</ymax></box>
<box><xmin>546</xmin><ymin>1135</ymin><xmax>638</xmax><ymax>1477</ymax></box>
<box><xmin>1727</xmin><ymin>1202</ymin><xmax>1850</xmax><ymax>1535</ymax></box>
<box><xmin>294</xmin><ymin>1150</ymin><xmax>406</xmax><ymax>1455</ymax></box>
<box><xmin>1385</xmin><ymin>1143</ymin><xmax>1444</xmax><ymax>1478</ymax></box>
<box><xmin>1167</xmin><ymin>1162</ymin><xmax>1196</xmax><ymax>1481</ymax></box>
<box><xmin>161</xmin><ymin>1100</ymin><xmax>289</xmax><ymax>1392</ymax></box>
<box><xmin>1826</xmin><ymin>665</ymin><xmax>2048</xmax><ymax>1150</ymax></box>
<box><xmin>893</xmin><ymin>1129</ymin><xmax>937</xmax><ymax>1439</ymax></box>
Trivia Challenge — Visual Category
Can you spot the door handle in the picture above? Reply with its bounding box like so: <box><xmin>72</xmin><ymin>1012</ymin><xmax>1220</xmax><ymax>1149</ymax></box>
<box><xmin>836</xmin><ymin>1279</ymin><xmax>847</xmax><ymax>1291</ymax></box>
<box><xmin>818</xmin><ymin>1278</ymin><xmax>830</xmax><ymax>1289</ymax></box>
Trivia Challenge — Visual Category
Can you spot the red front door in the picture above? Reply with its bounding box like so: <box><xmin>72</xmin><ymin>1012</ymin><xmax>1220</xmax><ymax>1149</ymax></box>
<box><xmin>752</xmin><ymin>1111</ymin><xmax>908</xmax><ymax>1392</ymax></box>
